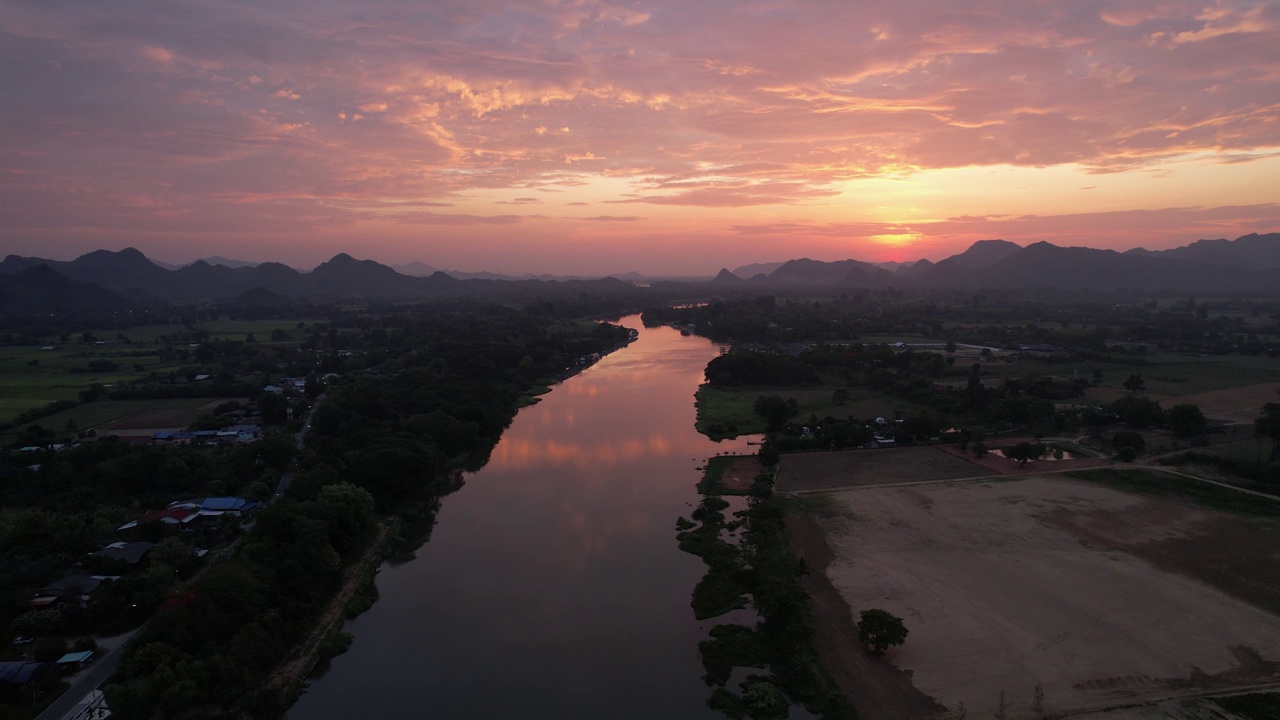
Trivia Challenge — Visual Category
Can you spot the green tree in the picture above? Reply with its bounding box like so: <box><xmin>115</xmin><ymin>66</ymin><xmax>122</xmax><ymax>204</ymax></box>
<box><xmin>1112</xmin><ymin>395</ymin><xmax>1163</xmax><ymax>428</ymax></box>
<box><xmin>307</xmin><ymin>482</ymin><xmax>376</xmax><ymax>555</ymax></box>
<box><xmin>1004</xmin><ymin>442</ymin><xmax>1046</xmax><ymax>465</ymax></box>
<box><xmin>831</xmin><ymin>388</ymin><xmax>850</xmax><ymax>405</ymax></box>
<box><xmin>148</xmin><ymin>537</ymin><xmax>197</xmax><ymax>580</ymax></box>
<box><xmin>12</xmin><ymin>608</ymin><xmax>63</xmax><ymax>636</ymax></box>
<box><xmin>1257</xmin><ymin>403</ymin><xmax>1280</xmax><ymax>462</ymax></box>
<box><xmin>1112</xmin><ymin>430</ymin><xmax>1145</xmax><ymax>453</ymax></box>
<box><xmin>754</xmin><ymin>395</ymin><xmax>797</xmax><ymax>432</ymax></box>
<box><xmin>1123</xmin><ymin>373</ymin><xmax>1145</xmax><ymax>393</ymax></box>
<box><xmin>741</xmin><ymin>678</ymin><xmax>790</xmax><ymax>720</ymax></box>
<box><xmin>1165</xmin><ymin>404</ymin><xmax>1207</xmax><ymax>437</ymax></box>
<box><xmin>858</xmin><ymin>608</ymin><xmax>908</xmax><ymax>654</ymax></box>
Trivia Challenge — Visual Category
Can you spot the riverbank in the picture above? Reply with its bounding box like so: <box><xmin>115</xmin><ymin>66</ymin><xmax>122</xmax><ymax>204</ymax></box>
<box><xmin>679</xmin><ymin>456</ymin><xmax>857</xmax><ymax>719</ymax></box>
<box><xmin>287</xmin><ymin>314</ymin><xmax>753</xmax><ymax>720</ymax></box>
<box><xmin>268</xmin><ymin>522</ymin><xmax>392</xmax><ymax>705</ymax></box>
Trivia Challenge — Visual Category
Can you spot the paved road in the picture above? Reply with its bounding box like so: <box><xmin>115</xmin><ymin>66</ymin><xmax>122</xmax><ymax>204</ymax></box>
<box><xmin>34</xmin><ymin>628</ymin><xmax>140</xmax><ymax>720</ymax></box>
<box><xmin>35</xmin><ymin>397</ymin><xmax>326</xmax><ymax>719</ymax></box>
<box><xmin>273</xmin><ymin>393</ymin><xmax>322</xmax><ymax>503</ymax></box>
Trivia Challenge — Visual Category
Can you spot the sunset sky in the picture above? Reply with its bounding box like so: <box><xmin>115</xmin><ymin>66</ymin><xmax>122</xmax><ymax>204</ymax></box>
<box><xmin>2</xmin><ymin>0</ymin><xmax>1278</xmax><ymax>275</ymax></box>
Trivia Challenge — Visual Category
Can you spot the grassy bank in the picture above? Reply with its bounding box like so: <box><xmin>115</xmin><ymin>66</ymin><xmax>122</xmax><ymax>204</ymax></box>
<box><xmin>695</xmin><ymin>385</ymin><xmax>765</xmax><ymax>439</ymax></box>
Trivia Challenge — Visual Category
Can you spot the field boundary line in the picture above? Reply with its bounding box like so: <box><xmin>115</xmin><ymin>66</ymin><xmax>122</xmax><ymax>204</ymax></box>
<box><xmin>783</xmin><ymin>461</ymin><xmax>1280</xmax><ymax>503</ymax></box>
<box><xmin>1049</xmin><ymin>679</ymin><xmax>1280</xmax><ymax>719</ymax></box>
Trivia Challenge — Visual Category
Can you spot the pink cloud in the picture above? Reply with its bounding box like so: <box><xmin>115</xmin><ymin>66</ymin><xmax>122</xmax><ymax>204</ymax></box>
<box><xmin>0</xmin><ymin>0</ymin><xmax>1275</xmax><ymax>270</ymax></box>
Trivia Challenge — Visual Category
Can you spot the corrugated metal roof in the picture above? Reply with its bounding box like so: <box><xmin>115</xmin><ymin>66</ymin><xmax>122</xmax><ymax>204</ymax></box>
<box><xmin>0</xmin><ymin>661</ymin><xmax>51</xmax><ymax>684</ymax></box>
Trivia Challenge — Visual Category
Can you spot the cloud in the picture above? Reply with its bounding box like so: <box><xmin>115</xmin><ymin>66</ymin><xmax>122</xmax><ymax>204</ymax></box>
<box><xmin>0</xmin><ymin>0</ymin><xmax>1276</xmax><ymax>267</ymax></box>
<box><xmin>378</xmin><ymin>211</ymin><xmax>525</xmax><ymax>225</ymax></box>
<box><xmin>572</xmin><ymin>215</ymin><xmax>642</xmax><ymax>221</ymax></box>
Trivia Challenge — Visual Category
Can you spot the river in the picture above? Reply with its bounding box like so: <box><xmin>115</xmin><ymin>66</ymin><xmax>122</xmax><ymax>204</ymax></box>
<box><xmin>288</xmin><ymin>314</ymin><xmax>756</xmax><ymax>719</ymax></box>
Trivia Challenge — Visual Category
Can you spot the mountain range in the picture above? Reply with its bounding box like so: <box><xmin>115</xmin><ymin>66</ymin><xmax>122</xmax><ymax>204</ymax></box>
<box><xmin>721</xmin><ymin>233</ymin><xmax>1280</xmax><ymax>292</ymax></box>
<box><xmin>2</xmin><ymin>233</ymin><xmax>1278</xmax><ymax>314</ymax></box>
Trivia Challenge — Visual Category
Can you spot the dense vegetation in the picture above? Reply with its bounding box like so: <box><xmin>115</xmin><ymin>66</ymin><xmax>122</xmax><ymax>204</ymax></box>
<box><xmin>1</xmin><ymin>301</ymin><xmax>633</xmax><ymax>719</ymax></box>
<box><xmin>678</xmin><ymin>467</ymin><xmax>855</xmax><ymax>720</ymax></box>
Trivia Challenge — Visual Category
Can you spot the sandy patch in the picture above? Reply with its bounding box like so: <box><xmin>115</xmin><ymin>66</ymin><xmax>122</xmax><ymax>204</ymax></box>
<box><xmin>810</xmin><ymin>477</ymin><xmax>1280</xmax><ymax>719</ymax></box>
<box><xmin>775</xmin><ymin>446</ymin><xmax>988</xmax><ymax>492</ymax></box>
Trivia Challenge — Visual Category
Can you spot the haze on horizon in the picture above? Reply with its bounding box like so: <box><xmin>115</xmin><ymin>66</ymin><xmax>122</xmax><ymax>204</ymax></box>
<box><xmin>2</xmin><ymin>0</ymin><xmax>1278</xmax><ymax>276</ymax></box>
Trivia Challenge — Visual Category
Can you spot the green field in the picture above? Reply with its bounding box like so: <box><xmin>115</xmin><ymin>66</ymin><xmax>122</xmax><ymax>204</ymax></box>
<box><xmin>4</xmin><ymin>398</ymin><xmax>224</xmax><ymax>436</ymax></box>
<box><xmin>1067</xmin><ymin>353</ymin><xmax>1280</xmax><ymax>398</ymax></box>
<box><xmin>0</xmin><ymin>344</ymin><xmax>163</xmax><ymax>421</ymax></box>
<box><xmin>694</xmin><ymin>383</ymin><xmax>933</xmax><ymax>439</ymax></box>
<box><xmin>0</xmin><ymin>319</ymin><xmax>320</xmax><ymax>425</ymax></box>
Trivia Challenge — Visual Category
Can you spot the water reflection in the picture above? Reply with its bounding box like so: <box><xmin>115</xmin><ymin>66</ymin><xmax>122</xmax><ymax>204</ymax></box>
<box><xmin>289</xmin><ymin>316</ymin><xmax>754</xmax><ymax>720</ymax></box>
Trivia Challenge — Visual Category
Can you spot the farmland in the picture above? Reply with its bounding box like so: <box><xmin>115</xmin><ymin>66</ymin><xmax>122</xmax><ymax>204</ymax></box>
<box><xmin>775</xmin><ymin>446</ymin><xmax>989</xmax><ymax>492</ymax></box>
<box><xmin>790</xmin><ymin>470</ymin><xmax>1280</xmax><ymax>719</ymax></box>
<box><xmin>0</xmin><ymin>318</ymin><xmax>321</xmax><ymax>426</ymax></box>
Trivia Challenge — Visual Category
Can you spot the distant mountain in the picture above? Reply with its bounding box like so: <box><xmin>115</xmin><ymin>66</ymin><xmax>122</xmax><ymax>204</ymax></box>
<box><xmin>220</xmin><ymin>286</ymin><xmax>289</xmax><ymax>310</ymax></box>
<box><xmin>1</xmin><ymin>247</ymin><xmax>187</xmax><ymax>297</ymax></box>
<box><xmin>926</xmin><ymin>241</ymin><xmax>1270</xmax><ymax>292</ymax></box>
<box><xmin>8</xmin><ymin>233</ymin><xmax>1279</xmax><ymax>304</ymax></box>
<box><xmin>0</xmin><ymin>265</ymin><xmax>138</xmax><ymax>315</ymax></box>
<box><xmin>1126</xmin><ymin>233</ymin><xmax>1280</xmax><ymax>269</ymax></box>
<box><xmin>731</xmin><ymin>261</ymin><xmax>788</xmax><ymax>278</ymax></box>
<box><xmin>726</xmin><ymin>235</ymin><xmax>1279</xmax><ymax>293</ymax></box>
<box><xmin>875</xmin><ymin>260</ymin><xmax>916</xmax><ymax>273</ymax></box>
<box><xmin>711</xmin><ymin>268</ymin><xmax>744</xmax><ymax>285</ymax></box>
<box><xmin>941</xmin><ymin>239</ymin><xmax>1023</xmax><ymax>269</ymax></box>
<box><xmin>308</xmin><ymin>253</ymin><xmax>426</xmax><ymax>296</ymax></box>
<box><xmin>764</xmin><ymin>258</ymin><xmax>896</xmax><ymax>286</ymax></box>
<box><xmin>193</xmin><ymin>256</ymin><xmax>261</xmax><ymax>269</ymax></box>
<box><xmin>393</xmin><ymin>261</ymin><xmax>440</xmax><ymax>277</ymax></box>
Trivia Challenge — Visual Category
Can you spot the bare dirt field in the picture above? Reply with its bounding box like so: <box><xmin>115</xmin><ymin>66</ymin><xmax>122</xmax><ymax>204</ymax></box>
<box><xmin>802</xmin><ymin>476</ymin><xmax>1280</xmax><ymax>719</ymax></box>
<box><xmin>100</xmin><ymin>399</ymin><xmax>228</xmax><ymax>431</ymax></box>
<box><xmin>720</xmin><ymin>455</ymin><xmax>765</xmax><ymax>492</ymax></box>
<box><xmin>775</xmin><ymin>446</ymin><xmax>988</xmax><ymax>492</ymax></box>
<box><xmin>1163</xmin><ymin>382</ymin><xmax>1280</xmax><ymax>423</ymax></box>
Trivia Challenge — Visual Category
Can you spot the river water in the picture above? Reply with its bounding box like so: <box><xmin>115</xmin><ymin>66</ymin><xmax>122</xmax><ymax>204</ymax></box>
<box><xmin>289</xmin><ymin>315</ymin><xmax>756</xmax><ymax>719</ymax></box>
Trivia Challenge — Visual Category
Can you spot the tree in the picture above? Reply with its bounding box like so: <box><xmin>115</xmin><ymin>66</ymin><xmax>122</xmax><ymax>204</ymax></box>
<box><xmin>306</xmin><ymin>482</ymin><xmax>376</xmax><ymax>554</ymax></box>
<box><xmin>1123</xmin><ymin>373</ymin><xmax>1145</xmax><ymax>393</ymax></box>
<box><xmin>831</xmin><ymin>388</ymin><xmax>850</xmax><ymax>405</ymax></box>
<box><xmin>1004</xmin><ymin>442</ymin><xmax>1046</xmax><ymax>465</ymax></box>
<box><xmin>1112</xmin><ymin>395</ymin><xmax>1163</xmax><ymax>428</ymax></box>
<box><xmin>1165</xmin><ymin>404</ymin><xmax>1207</xmax><ymax>437</ymax></box>
<box><xmin>741</xmin><ymin>678</ymin><xmax>790</xmax><ymax>720</ymax></box>
<box><xmin>754</xmin><ymin>395</ymin><xmax>798</xmax><ymax>432</ymax></box>
<box><xmin>945</xmin><ymin>341</ymin><xmax>957</xmax><ymax>355</ymax></box>
<box><xmin>1112</xmin><ymin>430</ymin><xmax>1145</xmax><ymax>453</ymax></box>
<box><xmin>858</xmin><ymin>608</ymin><xmax>908</xmax><ymax>654</ymax></box>
<box><xmin>1256</xmin><ymin>403</ymin><xmax>1280</xmax><ymax>462</ymax></box>
<box><xmin>149</xmin><ymin>537</ymin><xmax>197</xmax><ymax>580</ymax></box>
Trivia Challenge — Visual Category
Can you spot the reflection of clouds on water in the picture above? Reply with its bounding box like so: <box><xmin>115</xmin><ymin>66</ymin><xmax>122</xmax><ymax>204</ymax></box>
<box><xmin>291</xmin><ymin>315</ymin><xmax>762</xmax><ymax>718</ymax></box>
<box><xmin>485</xmin><ymin>431</ymin><xmax>683</xmax><ymax>471</ymax></box>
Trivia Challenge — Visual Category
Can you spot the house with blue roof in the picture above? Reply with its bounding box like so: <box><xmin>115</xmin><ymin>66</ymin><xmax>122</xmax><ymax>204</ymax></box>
<box><xmin>0</xmin><ymin>661</ymin><xmax>53</xmax><ymax>686</ymax></box>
